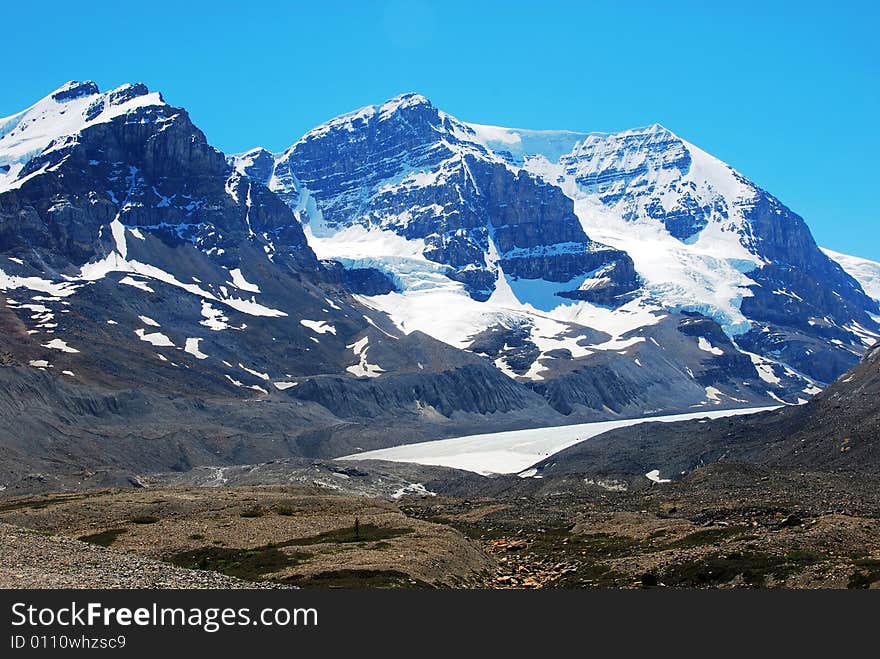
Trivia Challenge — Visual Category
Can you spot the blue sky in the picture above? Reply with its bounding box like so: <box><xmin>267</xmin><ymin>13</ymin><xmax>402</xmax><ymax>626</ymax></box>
<box><xmin>3</xmin><ymin>1</ymin><xmax>878</xmax><ymax>259</ymax></box>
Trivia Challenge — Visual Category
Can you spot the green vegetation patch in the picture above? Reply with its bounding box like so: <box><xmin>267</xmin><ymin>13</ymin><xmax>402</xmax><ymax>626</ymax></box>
<box><xmin>661</xmin><ymin>550</ymin><xmax>826</xmax><ymax>587</ymax></box>
<box><xmin>165</xmin><ymin>523</ymin><xmax>413</xmax><ymax>583</ymax></box>
<box><xmin>285</xmin><ymin>523</ymin><xmax>413</xmax><ymax>546</ymax></box>
<box><xmin>848</xmin><ymin>559</ymin><xmax>880</xmax><ymax>589</ymax></box>
<box><xmin>78</xmin><ymin>528</ymin><xmax>128</xmax><ymax>547</ymax></box>
<box><xmin>130</xmin><ymin>515</ymin><xmax>160</xmax><ymax>525</ymax></box>
<box><xmin>167</xmin><ymin>546</ymin><xmax>313</xmax><ymax>581</ymax></box>
<box><xmin>661</xmin><ymin>526</ymin><xmax>750</xmax><ymax>550</ymax></box>
<box><xmin>290</xmin><ymin>569</ymin><xmax>433</xmax><ymax>589</ymax></box>
<box><xmin>0</xmin><ymin>493</ymin><xmax>93</xmax><ymax>514</ymax></box>
<box><xmin>20</xmin><ymin>528</ymin><xmax>54</xmax><ymax>537</ymax></box>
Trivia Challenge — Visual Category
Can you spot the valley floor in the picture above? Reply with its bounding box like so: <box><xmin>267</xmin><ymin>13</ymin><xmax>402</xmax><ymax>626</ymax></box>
<box><xmin>0</xmin><ymin>461</ymin><xmax>878</xmax><ymax>590</ymax></box>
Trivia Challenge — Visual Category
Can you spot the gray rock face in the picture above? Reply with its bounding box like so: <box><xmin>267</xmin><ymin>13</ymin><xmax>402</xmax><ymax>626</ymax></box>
<box><xmin>50</xmin><ymin>80</ymin><xmax>100</xmax><ymax>103</ymax></box>
<box><xmin>534</xmin><ymin>339</ymin><xmax>880</xmax><ymax>479</ymax></box>
<box><xmin>321</xmin><ymin>260</ymin><xmax>398</xmax><ymax>295</ymax></box>
<box><xmin>560</xmin><ymin>124</ymin><xmax>711</xmax><ymax>241</ymax></box>
<box><xmin>0</xmin><ymin>82</ymin><xmax>563</xmax><ymax>485</ymax></box>
<box><xmin>733</xmin><ymin>193</ymin><xmax>879</xmax><ymax>382</ymax></box>
<box><xmin>273</xmin><ymin>94</ymin><xmax>640</xmax><ymax>303</ymax></box>
<box><xmin>261</xmin><ymin>95</ymin><xmax>878</xmax><ymax>393</ymax></box>
<box><xmin>550</xmin><ymin>123</ymin><xmax>879</xmax><ymax>382</ymax></box>
<box><xmin>1</xmin><ymin>81</ymin><xmax>878</xmax><ymax>490</ymax></box>
<box><xmin>229</xmin><ymin>147</ymin><xmax>276</xmax><ymax>184</ymax></box>
<box><xmin>2</xmin><ymin>90</ymin><xmax>317</xmax><ymax>275</ymax></box>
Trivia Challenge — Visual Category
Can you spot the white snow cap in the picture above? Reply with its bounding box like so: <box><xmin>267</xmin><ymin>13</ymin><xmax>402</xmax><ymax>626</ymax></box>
<box><xmin>0</xmin><ymin>80</ymin><xmax>168</xmax><ymax>193</ymax></box>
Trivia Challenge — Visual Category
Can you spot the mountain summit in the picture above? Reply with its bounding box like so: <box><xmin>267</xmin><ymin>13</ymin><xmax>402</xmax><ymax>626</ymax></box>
<box><xmin>243</xmin><ymin>92</ymin><xmax>880</xmax><ymax>398</ymax></box>
<box><xmin>0</xmin><ymin>83</ymin><xmax>878</xmax><ymax>487</ymax></box>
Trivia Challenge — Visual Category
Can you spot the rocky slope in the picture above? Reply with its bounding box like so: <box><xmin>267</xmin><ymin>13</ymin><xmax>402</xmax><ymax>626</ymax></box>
<box><xmin>0</xmin><ymin>487</ymin><xmax>494</xmax><ymax>588</ymax></box>
<box><xmin>1</xmin><ymin>81</ymin><xmax>879</xmax><ymax>489</ymax></box>
<box><xmin>533</xmin><ymin>341</ymin><xmax>880</xmax><ymax>480</ymax></box>
<box><xmin>0</xmin><ymin>522</ymin><xmax>270</xmax><ymax>589</ymax></box>
<box><xmin>0</xmin><ymin>82</ymin><xmax>572</xmax><ymax>488</ymax></box>
<box><xmin>245</xmin><ymin>93</ymin><xmax>879</xmax><ymax>414</ymax></box>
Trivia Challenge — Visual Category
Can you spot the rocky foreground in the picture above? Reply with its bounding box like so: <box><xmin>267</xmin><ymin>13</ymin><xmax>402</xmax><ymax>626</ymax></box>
<box><xmin>0</xmin><ymin>523</ymin><xmax>267</xmax><ymax>589</ymax></box>
<box><xmin>1</xmin><ymin>461</ymin><xmax>878</xmax><ymax>589</ymax></box>
<box><xmin>403</xmin><ymin>463</ymin><xmax>880</xmax><ymax>589</ymax></box>
<box><xmin>0</xmin><ymin>485</ymin><xmax>492</xmax><ymax>589</ymax></box>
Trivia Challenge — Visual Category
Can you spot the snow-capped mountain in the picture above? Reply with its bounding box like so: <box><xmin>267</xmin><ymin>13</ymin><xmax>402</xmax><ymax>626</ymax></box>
<box><xmin>0</xmin><ymin>82</ymin><xmax>571</xmax><ymax>480</ymax></box>
<box><xmin>240</xmin><ymin>93</ymin><xmax>878</xmax><ymax>409</ymax></box>
<box><xmin>268</xmin><ymin>93</ymin><xmax>640</xmax><ymax>306</ymax></box>
<box><xmin>1</xmin><ymin>81</ymin><xmax>878</xmax><ymax>485</ymax></box>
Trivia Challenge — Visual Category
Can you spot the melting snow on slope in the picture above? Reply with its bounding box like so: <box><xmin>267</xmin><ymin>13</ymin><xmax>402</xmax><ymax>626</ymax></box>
<box><xmin>135</xmin><ymin>328</ymin><xmax>174</xmax><ymax>347</ymax></box>
<box><xmin>308</xmin><ymin>224</ymin><xmax>661</xmax><ymax>372</ymax></box>
<box><xmin>42</xmin><ymin>338</ymin><xmax>79</xmax><ymax>353</ymax></box>
<box><xmin>704</xmin><ymin>386</ymin><xmax>723</xmax><ymax>403</ymax></box>
<box><xmin>345</xmin><ymin>336</ymin><xmax>385</xmax><ymax>378</ymax></box>
<box><xmin>184</xmin><ymin>337</ymin><xmax>208</xmax><ymax>359</ymax></box>
<box><xmin>229</xmin><ymin>268</ymin><xmax>260</xmax><ymax>293</ymax></box>
<box><xmin>70</xmin><ymin>233</ymin><xmax>288</xmax><ymax>321</ymax></box>
<box><xmin>697</xmin><ymin>336</ymin><xmax>723</xmax><ymax>355</ymax></box>
<box><xmin>0</xmin><ymin>269</ymin><xmax>77</xmax><ymax>298</ymax></box>
<box><xmin>391</xmin><ymin>483</ymin><xmax>436</xmax><ymax>499</ymax></box>
<box><xmin>300</xmin><ymin>319</ymin><xmax>336</xmax><ymax>335</ymax></box>
<box><xmin>119</xmin><ymin>277</ymin><xmax>154</xmax><ymax>292</ymax></box>
<box><xmin>239</xmin><ymin>363</ymin><xmax>269</xmax><ymax>381</ymax></box>
<box><xmin>200</xmin><ymin>302</ymin><xmax>231</xmax><ymax>331</ymax></box>
<box><xmin>645</xmin><ymin>470</ymin><xmax>672</xmax><ymax>484</ymax></box>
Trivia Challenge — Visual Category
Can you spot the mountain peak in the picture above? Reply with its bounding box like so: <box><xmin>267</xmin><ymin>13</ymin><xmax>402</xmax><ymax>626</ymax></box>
<box><xmin>379</xmin><ymin>92</ymin><xmax>432</xmax><ymax>111</ymax></box>
<box><xmin>230</xmin><ymin>147</ymin><xmax>276</xmax><ymax>184</ymax></box>
<box><xmin>375</xmin><ymin>92</ymin><xmax>435</xmax><ymax>122</ymax></box>
<box><xmin>103</xmin><ymin>82</ymin><xmax>158</xmax><ymax>106</ymax></box>
<box><xmin>296</xmin><ymin>92</ymin><xmax>437</xmax><ymax>145</ymax></box>
<box><xmin>645</xmin><ymin>122</ymin><xmax>670</xmax><ymax>133</ymax></box>
<box><xmin>613</xmin><ymin>122</ymin><xmax>676</xmax><ymax>139</ymax></box>
<box><xmin>50</xmin><ymin>80</ymin><xmax>100</xmax><ymax>103</ymax></box>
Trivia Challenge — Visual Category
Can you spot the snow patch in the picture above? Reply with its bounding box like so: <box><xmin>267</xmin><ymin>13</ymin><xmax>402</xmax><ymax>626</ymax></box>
<box><xmin>239</xmin><ymin>363</ymin><xmax>269</xmax><ymax>381</ymax></box>
<box><xmin>42</xmin><ymin>338</ymin><xmax>79</xmax><ymax>353</ymax></box>
<box><xmin>229</xmin><ymin>268</ymin><xmax>260</xmax><ymax>293</ymax></box>
<box><xmin>184</xmin><ymin>337</ymin><xmax>208</xmax><ymax>359</ymax></box>
<box><xmin>135</xmin><ymin>328</ymin><xmax>174</xmax><ymax>347</ymax></box>
<box><xmin>346</xmin><ymin>336</ymin><xmax>385</xmax><ymax>378</ymax></box>
<box><xmin>645</xmin><ymin>469</ymin><xmax>672</xmax><ymax>484</ymax></box>
<box><xmin>300</xmin><ymin>319</ymin><xmax>336</xmax><ymax>335</ymax></box>
<box><xmin>119</xmin><ymin>277</ymin><xmax>154</xmax><ymax>292</ymax></box>
<box><xmin>391</xmin><ymin>483</ymin><xmax>436</xmax><ymax>499</ymax></box>
<box><xmin>697</xmin><ymin>336</ymin><xmax>724</xmax><ymax>355</ymax></box>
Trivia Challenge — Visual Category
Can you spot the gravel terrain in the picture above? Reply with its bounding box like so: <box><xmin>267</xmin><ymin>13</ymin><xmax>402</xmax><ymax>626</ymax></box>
<box><xmin>0</xmin><ymin>523</ymin><xmax>271</xmax><ymax>589</ymax></box>
<box><xmin>0</xmin><ymin>486</ymin><xmax>493</xmax><ymax>589</ymax></box>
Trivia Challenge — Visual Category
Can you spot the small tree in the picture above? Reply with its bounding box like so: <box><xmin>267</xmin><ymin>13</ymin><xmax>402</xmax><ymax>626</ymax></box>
<box><xmin>354</xmin><ymin>517</ymin><xmax>360</xmax><ymax>541</ymax></box>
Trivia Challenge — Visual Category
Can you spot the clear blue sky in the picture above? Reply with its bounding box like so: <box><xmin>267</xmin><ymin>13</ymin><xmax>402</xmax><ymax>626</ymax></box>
<box><xmin>3</xmin><ymin>1</ymin><xmax>878</xmax><ymax>260</ymax></box>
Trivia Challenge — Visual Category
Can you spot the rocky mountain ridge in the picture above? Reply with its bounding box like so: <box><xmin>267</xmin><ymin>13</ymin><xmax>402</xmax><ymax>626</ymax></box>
<box><xmin>0</xmin><ymin>81</ymin><xmax>878</xmax><ymax>488</ymax></box>
<box><xmin>241</xmin><ymin>92</ymin><xmax>880</xmax><ymax>405</ymax></box>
